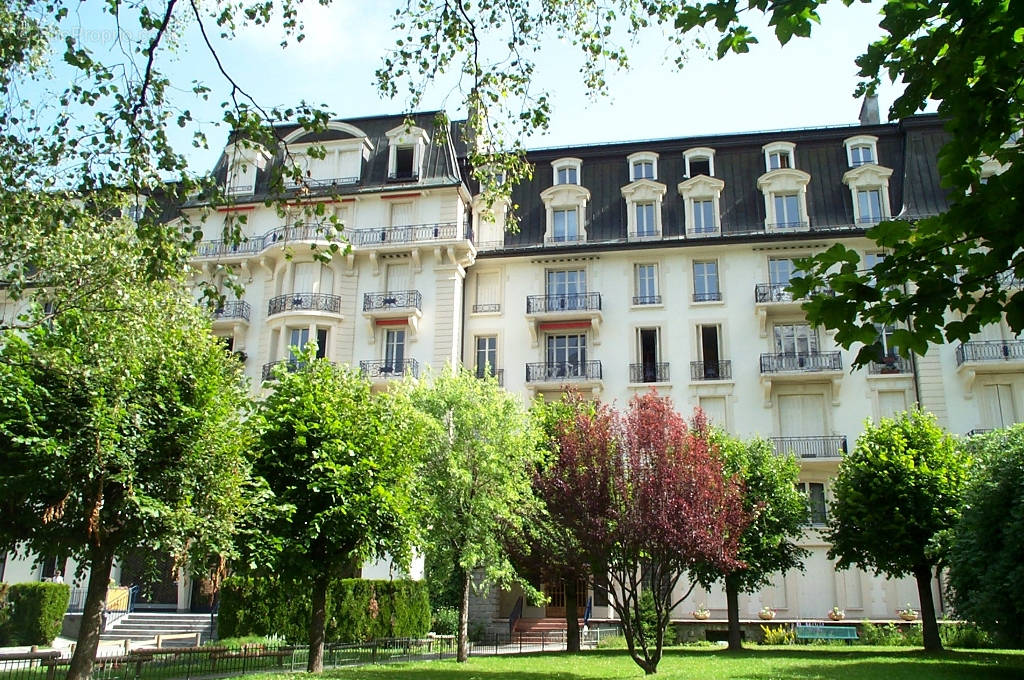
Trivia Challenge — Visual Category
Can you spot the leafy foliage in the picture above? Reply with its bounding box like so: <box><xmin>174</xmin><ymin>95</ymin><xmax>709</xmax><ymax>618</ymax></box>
<box><xmin>826</xmin><ymin>410</ymin><xmax>971</xmax><ymax>651</ymax></box>
<box><xmin>759</xmin><ymin>624</ymin><xmax>795</xmax><ymax>646</ymax></box>
<box><xmin>217</xmin><ymin>576</ymin><xmax>431</xmax><ymax>643</ymax></box>
<box><xmin>0</xmin><ymin>582</ymin><xmax>70</xmax><ymax>646</ymax></box>
<box><xmin>410</xmin><ymin>367</ymin><xmax>540</xmax><ymax>662</ymax></box>
<box><xmin>947</xmin><ymin>426</ymin><xmax>1024</xmax><ymax>647</ymax></box>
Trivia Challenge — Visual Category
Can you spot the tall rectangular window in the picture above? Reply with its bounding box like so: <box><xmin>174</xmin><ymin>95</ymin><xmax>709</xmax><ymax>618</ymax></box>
<box><xmin>546</xmin><ymin>269</ymin><xmax>585</xmax><ymax>296</ymax></box>
<box><xmin>768</xmin><ymin>258</ymin><xmax>797</xmax><ymax>285</ymax></box>
<box><xmin>796</xmin><ymin>482</ymin><xmax>828</xmax><ymax>525</ymax></box>
<box><xmin>774</xmin><ymin>194</ymin><xmax>801</xmax><ymax>227</ymax></box>
<box><xmin>636</xmin><ymin>328</ymin><xmax>660</xmax><ymax>383</ymax></box>
<box><xmin>385</xmin><ymin>329</ymin><xmax>406</xmax><ymax>369</ymax></box>
<box><xmin>693</xmin><ymin>200</ymin><xmax>715</xmax><ymax>233</ymax></box>
<box><xmin>289</xmin><ymin>327</ymin><xmax>327</xmax><ymax>361</ymax></box>
<box><xmin>552</xmin><ymin>208</ymin><xmax>579</xmax><ymax>241</ymax></box>
<box><xmin>857</xmin><ymin>189</ymin><xmax>883</xmax><ymax>224</ymax></box>
<box><xmin>634</xmin><ymin>264</ymin><xmax>658</xmax><ymax>304</ymax></box>
<box><xmin>546</xmin><ymin>334</ymin><xmax>587</xmax><ymax>377</ymax></box>
<box><xmin>475</xmin><ymin>336</ymin><xmax>497</xmax><ymax>377</ymax></box>
<box><xmin>693</xmin><ymin>261</ymin><xmax>720</xmax><ymax>302</ymax></box>
<box><xmin>635</xmin><ymin>202</ymin><xmax>656</xmax><ymax>236</ymax></box>
<box><xmin>773</xmin><ymin>323</ymin><xmax>817</xmax><ymax>355</ymax></box>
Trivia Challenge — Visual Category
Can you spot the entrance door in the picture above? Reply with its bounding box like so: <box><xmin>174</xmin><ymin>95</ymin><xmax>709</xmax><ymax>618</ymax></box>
<box><xmin>544</xmin><ymin>579</ymin><xmax>586</xmax><ymax>618</ymax></box>
<box><xmin>119</xmin><ymin>551</ymin><xmax>178</xmax><ymax>609</ymax></box>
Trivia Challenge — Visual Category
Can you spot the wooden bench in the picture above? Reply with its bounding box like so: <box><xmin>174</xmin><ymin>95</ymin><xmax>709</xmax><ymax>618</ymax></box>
<box><xmin>795</xmin><ymin>624</ymin><xmax>858</xmax><ymax>643</ymax></box>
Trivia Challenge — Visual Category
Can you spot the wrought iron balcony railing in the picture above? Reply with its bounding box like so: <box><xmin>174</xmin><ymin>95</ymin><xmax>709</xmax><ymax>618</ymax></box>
<box><xmin>263</xmin><ymin>223</ymin><xmax>337</xmax><ymax>247</ymax></box>
<box><xmin>475</xmin><ymin>367</ymin><xmax>505</xmax><ymax>386</ymax></box>
<box><xmin>754</xmin><ymin>283</ymin><xmax>834</xmax><ymax>303</ymax></box>
<box><xmin>526</xmin><ymin>361</ymin><xmax>603</xmax><ymax>383</ymax></box>
<box><xmin>386</xmin><ymin>171</ymin><xmax>420</xmax><ymax>182</ymax></box>
<box><xmin>767</xmin><ymin>220</ymin><xmax>809</xmax><ymax>230</ymax></box>
<box><xmin>770</xmin><ymin>436</ymin><xmax>848</xmax><ymax>459</ymax></box>
<box><xmin>632</xmin><ymin>295</ymin><xmax>662</xmax><ymax>305</ymax></box>
<box><xmin>966</xmin><ymin>428</ymin><xmax>993</xmax><ymax>437</ymax></box>
<box><xmin>629</xmin><ymin>362</ymin><xmax>669</xmax><ymax>383</ymax></box>
<box><xmin>526</xmin><ymin>292</ymin><xmax>602</xmax><ymax>314</ymax></box>
<box><xmin>360</xmin><ymin>359</ymin><xmax>420</xmax><ymax>379</ymax></box>
<box><xmin>868</xmin><ymin>356</ymin><xmax>912</xmax><ymax>374</ymax></box>
<box><xmin>760</xmin><ymin>352</ymin><xmax>843</xmax><ymax>373</ymax></box>
<box><xmin>363</xmin><ymin>290</ymin><xmax>423</xmax><ymax>312</ymax></box>
<box><xmin>212</xmin><ymin>300</ymin><xmax>252</xmax><ymax>323</ymax></box>
<box><xmin>351</xmin><ymin>222</ymin><xmax>464</xmax><ymax>246</ymax></box>
<box><xmin>283</xmin><ymin>176</ymin><xmax>359</xmax><ymax>189</ymax></box>
<box><xmin>690</xmin><ymin>360</ymin><xmax>732</xmax><ymax>381</ymax></box>
<box><xmin>268</xmin><ymin>293</ymin><xmax>342</xmax><ymax>317</ymax></box>
<box><xmin>472</xmin><ymin>303</ymin><xmax>501</xmax><ymax>313</ymax></box>
<box><xmin>195</xmin><ymin>237</ymin><xmax>265</xmax><ymax>259</ymax></box>
<box><xmin>693</xmin><ymin>291</ymin><xmax>722</xmax><ymax>302</ymax></box>
<box><xmin>955</xmin><ymin>340</ymin><xmax>1024</xmax><ymax>365</ymax></box>
<box><xmin>262</xmin><ymin>360</ymin><xmax>305</xmax><ymax>381</ymax></box>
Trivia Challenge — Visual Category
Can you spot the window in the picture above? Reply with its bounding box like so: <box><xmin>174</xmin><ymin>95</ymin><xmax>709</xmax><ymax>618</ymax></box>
<box><xmin>769</xmin><ymin>258</ymin><xmax>798</xmax><ymax>285</ymax></box>
<box><xmin>693</xmin><ymin>260</ymin><xmax>720</xmax><ymax>302</ymax></box>
<box><xmin>394</xmin><ymin>146</ymin><xmax>415</xmax><ymax>179</ymax></box>
<box><xmin>546</xmin><ymin>269</ymin><xmax>586</xmax><ymax>301</ymax></box>
<box><xmin>768</xmin><ymin>151</ymin><xmax>791</xmax><ymax>170</ymax></box>
<box><xmin>844</xmin><ymin>135</ymin><xmax>879</xmax><ymax>167</ymax></box>
<box><xmin>633</xmin><ymin>160</ymin><xmax>654</xmax><ymax>180</ymax></box>
<box><xmin>773</xmin><ymin>194</ymin><xmax>803</xmax><ymax>228</ymax></box>
<box><xmin>696</xmin><ymin>324</ymin><xmax>724</xmax><ymax>379</ymax></box>
<box><xmin>684</xmin><ymin>147</ymin><xmax>716</xmax><ymax>177</ymax></box>
<box><xmin>475</xmin><ymin>336</ymin><xmax>498</xmax><ymax>377</ymax></box>
<box><xmin>547</xmin><ymin>334</ymin><xmax>587</xmax><ymax>376</ymax></box>
<box><xmin>773</xmin><ymin>323</ymin><xmax>818</xmax><ymax>355</ymax></box>
<box><xmin>473</xmin><ymin>270</ymin><xmax>501</xmax><ymax>313</ymax></box>
<box><xmin>763</xmin><ymin>140</ymin><xmax>796</xmax><ymax>171</ymax></box>
<box><xmin>289</xmin><ymin>327</ymin><xmax>328</xmax><ymax>361</ymax></box>
<box><xmin>385</xmin><ymin>124</ymin><xmax>428</xmax><ymax>181</ymax></box>
<box><xmin>384</xmin><ymin>329</ymin><xmax>406</xmax><ymax>370</ymax></box>
<box><xmin>552</xmin><ymin>208</ymin><xmax>580</xmax><ymax>241</ymax></box>
<box><xmin>857</xmin><ymin>189</ymin><xmax>883</xmax><ymax>224</ymax></box>
<box><xmin>635</xmin><ymin>202</ymin><xmax>656</xmax><ymax>236</ymax></box>
<box><xmin>796</xmin><ymin>482</ymin><xmax>828</xmax><ymax>525</ymax></box>
<box><xmin>552</xmin><ymin>158</ymin><xmax>582</xmax><ymax>185</ymax></box>
<box><xmin>874</xmin><ymin>324</ymin><xmax>898</xmax><ymax>360</ymax></box>
<box><xmin>634</xmin><ymin>264</ymin><xmax>659</xmax><ymax>305</ymax></box>
<box><xmin>634</xmin><ymin>328</ymin><xmax>662</xmax><ymax>383</ymax></box>
<box><xmin>627</xmin><ymin>152</ymin><xmax>658</xmax><ymax>181</ymax></box>
<box><xmin>693</xmin><ymin>200</ymin><xmax>715</xmax><ymax>233</ymax></box>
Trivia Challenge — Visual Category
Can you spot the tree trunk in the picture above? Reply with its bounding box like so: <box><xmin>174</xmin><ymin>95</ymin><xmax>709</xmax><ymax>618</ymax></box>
<box><xmin>914</xmin><ymin>564</ymin><xmax>943</xmax><ymax>652</ymax></box>
<box><xmin>66</xmin><ymin>546</ymin><xmax>115</xmax><ymax>680</ymax></box>
<box><xmin>307</xmin><ymin>572</ymin><xmax>329</xmax><ymax>672</ymax></box>
<box><xmin>457</xmin><ymin>568</ymin><xmax>470</xmax><ymax>662</ymax></box>
<box><xmin>564</xmin><ymin>577</ymin><xmax>580</xmax><ymax>653</ymax></box>
<box><xmin>725</xmin><ymin>575</ymin><xmax>743</xmax><ymax>652</ymax></box>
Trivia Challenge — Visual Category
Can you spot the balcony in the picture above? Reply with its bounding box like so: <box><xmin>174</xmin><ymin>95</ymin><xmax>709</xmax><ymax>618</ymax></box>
<box><xmin>629</xmin><ymin>362</ymin><xmax>670</xmax><ymax>384</ymax></box>
<box><xmin>770</xmin><ymin>436</ymin><xmax>847</xmax><ymax>460</ymax></box>
<box><xmin>472</xmin><ymin>303</ymin><xmax>501</xmax><ymax>314</ymax></box>
<box><xmin>351</xmin><ymin>222</ymin><xmax>466</xmax><ymax>247</ymax></box>
<box><xmin>212</xmin><ymin>300</ymin><xmax>251</xmax><ymax>325</ymax></box>
<box><xmin>868</xmin><ymin>356</ymin><xmax>913</xmax><ymax>375</ymax></box>
<box><xmin>194</xmin><ymin>237</ymin><xmax>264</xmax><ymax>260</ymax></box>
<box><xmin>362</xmin><ymin>290</ymin><xmax>423</xmax><ymax>340</ymax></box>
<box><xmin>525</xmin><ymin>361</ymin><xmax>603</xmax><ymax>392</ymax></box>
<box><xmin>690</xmin><ymin>360</ymin><xmax>732</xmax><ymax>381</ymax></box>
<box><xmin>760</xmin><ymin>352</ymin><xmax>844</xmax><ymax>407</ymax></box>
<box><xmin>632</xmin><ymin>295</ymin><xmax>662</xmax><ymax>306</ymax></box>
<box><xmin>524</xmin><ymin>292</ymin><xmax>603</xmax><ymax>346</ymax></box>
<box><xmin>693</xmin><ymin>291</ymin><xmax>722</xmax><ymax>303</ymax></box>
<box><xmin>261</xmin><ymin>222</ymin><xmax>338</xmax><ymax>252</ymax></box>
<box><xmin>475</xmin><ymin>367</ymin><xmax>505</xmax><ymax>387</ymax></box>
<box><xmin>261</xmin><ymin>360</ymin><xmax>308</xmax><ymax>382</ymax></box>
<box><xmin>360</xmin><ymin>359</ymin><xmax>419</xmax><ymax>380</ymax></box>
<box><xmin>268</xmin><ymin>293</ymin><xmax>342</xmax><ymax>317</ymax></box>
<box><xmin>955</xmin><ymin>340</ymin><xmax>1024</xmax><ymax>394</ymax></box>
<box><xmin>283</xmin><ymin>176</ymin><xmax>359</xmax><ymax>190</ymax></box>
<box><xmin>754</xmin><ymin>283</ymin><xmax>833</xmax><ymax>336</ymax></box>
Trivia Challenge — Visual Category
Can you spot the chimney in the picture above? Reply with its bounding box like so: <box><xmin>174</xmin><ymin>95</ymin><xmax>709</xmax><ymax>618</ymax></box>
<box><xmin>859</xmin><ymin>94</ymin><xmax>880</xmax><ymax>126</ymax></box>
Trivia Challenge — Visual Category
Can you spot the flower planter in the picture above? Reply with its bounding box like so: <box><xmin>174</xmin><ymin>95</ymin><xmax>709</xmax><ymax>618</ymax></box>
<box><xmin>899</xmin><ymin>612</ymin><xmax>917</xmax><ymax>621</ymax></box>
<box><xmin>828</xmin><ymin>611</ymin><xmax>845</xmax><ymax>621</ymax></box>
<box><xmin>693</xmin><ymin>612</ymin><xmax>710</xmax><ymax>621</ymax></box>
<box><xmin>759</xmin><ymin>611</ymin><xmax>776</xmax><ymax>621</ymax></box>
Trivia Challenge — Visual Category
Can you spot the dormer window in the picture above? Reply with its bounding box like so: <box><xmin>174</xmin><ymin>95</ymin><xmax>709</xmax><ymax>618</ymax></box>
<box><xmin>763</xmin><ymin>141</ymin><xmax>796</xmax><ymax>172</ymax></box>
<box><xmin>627</xmin><ymin>152</ymin><xmax>658</xmax><ymax>181</ymax></box>
<box><xmin>622</xmin><ymin>169</ymin><xmax>667</xmax><ymax>241</ymax></box>
<box><xmin>385</xmin><ymin>124</ymin><xmax>429</xmax><ymax>182</ymax></box>
<box><xmin>843</xmin><ymin>160</ymin><xmax>893</xmax><ymax>226</ymax></box>
<box><xmin>224</xmin><ymin>142</ymin><xmax>271</xmax><ymax>196</ymax></box>
<box><xmin>678</xmin><ymin>172</ymin><xmax>725</xmax><ymax>238</ymax></box>
<box><xmin>684</xmin><ymin>148</ymin><xmax>716</xmax><ymax>177</ymax></box>
<box><xmin>844</xmin><ymin>135</ymin><xmax>879</xmax><ymax>167</ymax></box>
<box><xmin>552</xmin><ymin>158</ymin><xmax>582</xmax><ymax>185</ymax></box>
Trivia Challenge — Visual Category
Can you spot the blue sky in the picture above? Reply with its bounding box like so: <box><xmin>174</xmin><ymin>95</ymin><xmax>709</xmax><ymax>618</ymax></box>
<box><xmin>60</xmin><ymin>1</ymin><xmax>913</xmax><ymax>174</ymax></box>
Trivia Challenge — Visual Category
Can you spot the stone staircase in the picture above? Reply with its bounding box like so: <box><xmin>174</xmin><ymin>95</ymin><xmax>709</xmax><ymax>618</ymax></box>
<box><xmin>100</xmin><ymin>612</ymin><xmax>216</xmax><ymax>646</ymax></box>
<box><xmin>512</xmin><ymin>617</ymin><xmax>583</xmax><ymax>635</ymax></box>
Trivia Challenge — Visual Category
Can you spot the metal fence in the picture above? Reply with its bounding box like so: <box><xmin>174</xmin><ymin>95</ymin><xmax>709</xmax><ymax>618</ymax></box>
<box><xmin>0</xmin><ymin>638</ymin><xmax>458</xmax><ymax>680</ymax></box>
<box><xmin>760</xmin><ymin>352</ymin><xmax>842</xmax><ymax>373</ymax></box>
<box><xmin>525</xmin><ymin>293</ymin><xmax>601</xmax><ymax>314</ymax></box>
<box><xmin>525</xmin><ymin>361</ymin><xmax>603</xmax><ymax>383</ymax></box>
<box><xmin>955</xmin><ymin>340</ymin><xmax>1024</xmax><ymax>365</ymax></box>
<box><xmin>770</xmin><ymin>436</ymin><xmax>848</xmax><ymax>459</ymax></box>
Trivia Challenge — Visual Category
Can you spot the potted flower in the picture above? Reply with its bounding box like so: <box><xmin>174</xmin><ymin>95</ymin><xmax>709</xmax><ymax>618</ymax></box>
<box><xmin>828</xmin><ymin>606</ymin><xmax>845</xmax><ymax>621</ymax></box>
<box><xmin>898</xmin><ymin>603</ymin><xmax>918</xmax><ymax>621</ymax></box>
<box><xmin>759</xmin><ymin>606</ymin><xmax>776</xmax><ymax>621</ymax></box>
<box><xmin>692</xmin><ymin>604</ymin><xmax>710</xmax><ymax>620</ymax></box>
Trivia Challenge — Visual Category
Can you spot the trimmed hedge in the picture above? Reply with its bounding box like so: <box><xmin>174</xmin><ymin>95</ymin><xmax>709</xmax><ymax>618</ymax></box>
<box><xmin>218</xmin><ymin>577</ymin><xmax>430</xmax><ymax>643</ymax></box>
<box><xmin>0</xmin><ymin>582</ymin><xmax>71</xmax><ymax>645</ymax></box>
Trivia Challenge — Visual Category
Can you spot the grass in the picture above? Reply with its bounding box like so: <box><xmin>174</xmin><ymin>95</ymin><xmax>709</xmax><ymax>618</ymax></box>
<box><xmin>243</xmin><ymin>646</ymin><xmax>1024</xmax><ymax>680</ymax></box>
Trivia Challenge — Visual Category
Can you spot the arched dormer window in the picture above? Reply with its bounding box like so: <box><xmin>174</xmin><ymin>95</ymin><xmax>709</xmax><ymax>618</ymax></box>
<box><xmin>621</xmin><ymin>178</ymin><xmax>667</xmax><ymax>240</ymax></box>
<box><xmin>385</xmin><ymin>124</ymin><xmax>429</xmax><ymax>181</ymax></box>
<box><xmin>627</xmin><ymin>151</ymin><xmax>659</xmax><ymax>181</ymax></box>
<box><xmin>552</xmin><ymin>157</ymin><xmax>582</xmax><ymax>185</ymax></box>
<box><xmin>844</xmin><ymin>135</ymin><xmax>878</xmax><ymax>167</ymax></box>
<box><xmin>684</xmin><ymin>147</ymin><xmax>716</xmax><ymax>177</ymax></box>
<box><xmin>541</xmin><ymin>182</ymin><xmax>590</xmax><ymax>244</ymax></box>
<box><xmin>762</xmin><ymin>141</ymin><xmax>796</xmax><ymax>172</ymax></box>
<box><xmin>843</xmin><ymin>164</ymin><xmax>893</xmax><ymax>225</ymax></box>
<box><xmin>224</xmin><ymin>141</ymin><xmax>271</xmax><ymax>196</ymax></box>
<box><xmin>678</xmin><ymin>174</ymin><xmax>725</xmax><ymax>237</ymax></box>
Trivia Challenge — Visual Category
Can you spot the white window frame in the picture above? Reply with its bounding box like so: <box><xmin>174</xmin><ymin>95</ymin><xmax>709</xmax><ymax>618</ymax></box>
<box><xmin>475</xmin><ymin>335</ymin><xmax>498</xmax><ymax>377</ymax></box>
<box><xmin>843</xmin><ymin>162</ymin><xmax>893</xmax><ymax>226</ymax></box>
<box><xmin>385</xmin><ymin>124</ymin><xmax>429</xmax><ymax>181</ymax></box>
<box><xmin>762</xmin><ymin>141</ymin><xmax>796</xmax><ymax>172</ymax></box>
<box><xmin>634</xmin><ymin>263</ymin><xmax>660</xmax><ymax>306</ymax></box>
<box><xmin>552</xmin><ymin>207</ymin><xmax>580</xmax><ymax>242</ymax></box>
<box><xmin>627</xmin><ymin>151</ymin><xmax>659</xmax><ymax>181</ymax></box>
<box><xmin>683</xmin><ymin>147</ymin><xmax>716</xmax><ymax>177</ymax></box>
<box><xmin>678</xmin><ymin>174</ymin><xmax>725</xmax><ymax>237</ymax></box>
<box><xmin>693</xmin><ymin>260</ymin><xmax>721</xmax><ymax>303</ymax></box>
<box><xmin>223</xmin><ymin>142</ymin><xmax>271</xmax><ymax>196</ymax></box>
<box><xmin>622</xmin><ymin>175</ymin><xmax>667</xmax><ymax>240</ymax></box>
<box><xmin>757</xmin><ymin>151</ymin><xmax>811</xmax><ymax>232</ymax></box>
<box><xmin>796</xmin><ymin>481</ymin><xmax>828</xmax><ymax>525</ymax></box>
<box><xmin>552</xmin><ymin>157</ymin><xmax>582</xmax><ymax>185</ymax></box>
<box><xmin>541</xmin><ymin>172</ymin><xmax>590</xmax><ymax>243</ymax></box>
<box><xmin>843</xmin><ymin>135</ymin><xmax>879</xmax><ymax>167</ymax></box>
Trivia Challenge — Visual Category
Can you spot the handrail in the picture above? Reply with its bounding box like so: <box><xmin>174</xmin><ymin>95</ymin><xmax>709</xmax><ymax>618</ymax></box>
<box><xmin>760</xmin><ymin>352</ymin><xmax>842</xmax><ymax>373</ymax></box>
<box><xmin>526</xmin><ymin>361</ymin><xmax>602</xmax><ymax>382</ymax></box>
<box><xmin>955</xmin><ymin>339</ymin><xmax>1024</xmax><ymax>365</ymax></box>
<box><xmin>508</xmin><ymin>596</ymin><xmax>524</xmax><ymax>636</ymax></box>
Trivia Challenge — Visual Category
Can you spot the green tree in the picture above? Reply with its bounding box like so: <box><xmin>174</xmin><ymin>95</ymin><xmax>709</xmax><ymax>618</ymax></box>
<box><xmin>247</xmin><ymin>352</ymin><xmax>427</xmax><ymax>672</ymax></box>
<box><xmin>825</xmin><ymin>410</ymin><xmax>971</xmax><ymax>651</ymax></box>
<box><xmin>0</xmin><ymin>281</ymin><xmax>251</xmax><ymax>680</ymax></box>
<box><xmin>410</xmin><ymin>367</ymin><xmax>540</xmax><ymax>662</ymax></box>
<box><xmin>691</xmin><ymin>433</ymin><xmax>809</xmax><ymax>652</ymax></box>
<box><xmin>381</xmin><ymin>0</ymin><xmax>1024</xmax><ymax>356</ymax></box>
<box><xmin>947</xmin><ymin>426</ymin><xmax>1024</xmax><ymax>647</ymax></box>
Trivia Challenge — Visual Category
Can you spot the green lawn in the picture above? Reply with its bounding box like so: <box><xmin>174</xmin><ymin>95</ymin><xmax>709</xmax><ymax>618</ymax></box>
<box><xmin>247</xmin><ymin>646</ymin><xmax>1024</xmax><ymax>680</ymax></box>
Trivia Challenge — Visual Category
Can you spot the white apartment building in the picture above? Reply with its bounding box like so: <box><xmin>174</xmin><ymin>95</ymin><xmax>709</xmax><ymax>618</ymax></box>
<box><xmin>4</xmin><ymin>109</ymin><xmax>1016</xmax><ymax>624</ymax></box>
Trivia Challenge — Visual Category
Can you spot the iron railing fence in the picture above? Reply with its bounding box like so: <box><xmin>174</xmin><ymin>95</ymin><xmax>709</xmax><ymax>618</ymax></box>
<box><xmin>472</xmin><ymin>303</ymin><xmax>501</xmax><ymax>313</ymax></box>
<box><xmin>629</xmin><ymin>362</ymin><xmax>669</xmax><ymax>383</ymax></box>
<box><xmin>868</xmin><ymin>356</ymin><xmax>912</xmax><ymax>374</ymax></box>
<box><xmin>351</xmin><ymin>222</ymin><xmax>463</xmax><ymax>246</ymax></box>
<box><xmin>525</xmin><ymin>292</ymin><xmax>601</xmax><ymax>314</ymax></box>
<box><xmin>475</xmin><ymin>368</ymin><xmax>505</xmax><ymax>386</ymax></box>
<box><xmin>262</xmin><ymin>360</ymin><xmax>302</xmax><ymax>381</ymax></box>
<box><xmin>360</xmin><ymin>360</ymin><xmax>420</xmax><ymax>379</ymax></box>
<box><xmin>194</xmin><ymin>238</ymin><xmax>265</xmax><ymax>259</ymax></box>
<box><xmin>690</xmin><ymin>360</ymin><xmax>732</xmax><ymax>381</ymax></box>
<box><xmin>692</xmin><ymin>291</ymin><xmax>722</xmax><ymax>302</ymax></box>
<box><xmin>268</xmin><ymin>293</ymin><xmax>342</xmax><ymax>317</ymax></box>
<box><xmin>283</xmin><ymin>176</ymin><xmax>359</xmax><ymax>189</ymax></box>
<box><xmin>526</xmin><ymin>361</ymin><xmax>602</xmax><ymax>383</ymax></box>
<box><xmin>966</xmin><ymin>428</ymin><xmax>993</xmax><ymax>437</ymax></box>
<box><xmin>955</xmin><ymin>340</ymin><xmax>1024</xmax><ymax>365</ymax></box>
<box><xmin>770</xmin><ymin>436</ymin><xmax>848</xmax><ymax>459</ymax></box>
<box><xmin>212</xmin><ymin>301</ymin><xmax>251</xmax><ymax>323</ymax></box>
<box><xmin>632</xmin><ymin>295</ymin><xmax>662</xmax><ymax>306</ymax></box>
<box><xmin>754</xmin><ymin>283</ymin><xmax>834</xmax><ymax>303</ymax></box>
<box><xmin>362</xmin><ymin>290</ymin><xmax>423</xmax><ymax>312</ymax></box>
<box><xmin>0</xmin><ymin>639</ymin><xmax>458</xmax><ymax>680</ymax></box>
<box><xmin>760</xmin><ymin>352</ymin><xmax>842</xmax><ymax>373</ymax></box>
